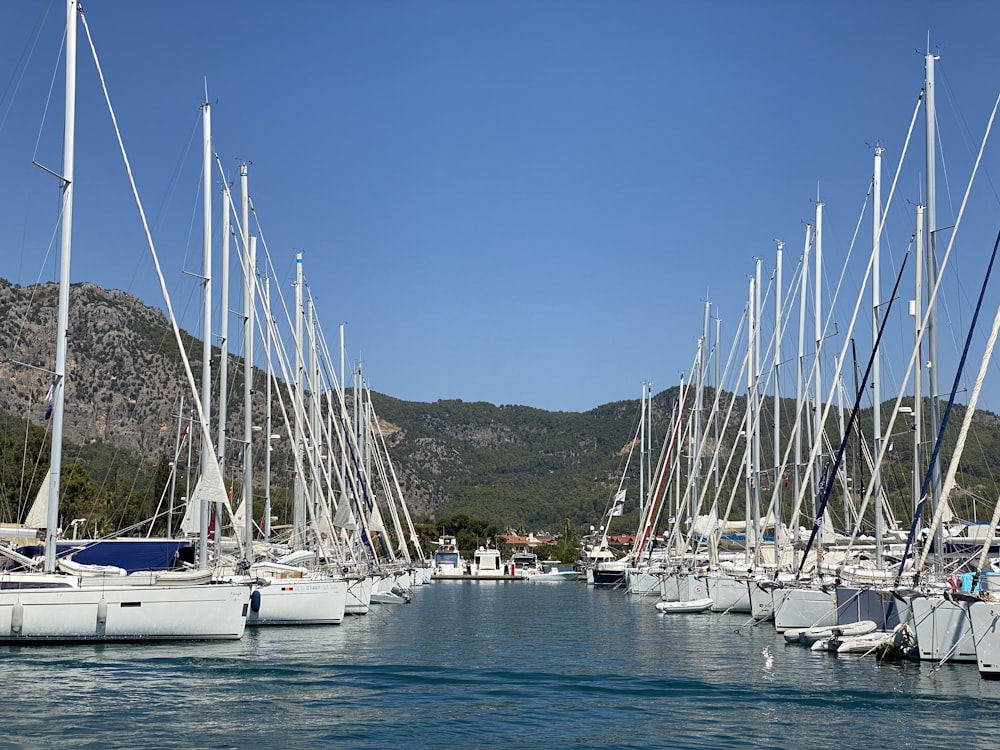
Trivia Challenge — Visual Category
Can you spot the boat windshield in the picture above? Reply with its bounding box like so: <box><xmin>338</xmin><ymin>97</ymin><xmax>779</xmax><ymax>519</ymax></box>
<box><xmin>435</xmin><ymin>552</ymin><xmax>460</xmax><ymax>566</ymax></box>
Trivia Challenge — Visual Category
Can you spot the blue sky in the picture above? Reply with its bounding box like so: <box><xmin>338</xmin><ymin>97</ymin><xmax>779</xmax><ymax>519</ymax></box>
<box><xmin>3</xmin><ymin>1</ymin><xmax>1000</xmax><ymax>414</ymax></box>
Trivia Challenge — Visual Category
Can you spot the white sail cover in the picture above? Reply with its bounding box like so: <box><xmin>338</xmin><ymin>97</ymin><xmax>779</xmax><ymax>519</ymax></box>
<box><xmin>25</xmin><ymin>476</ymin><xmax>49</xmax><ymax>529</ymax></box>
<box><xmin>368</xmin><ymin>502</ymin><xmax>387</xmax><ymax>535</ymax></box>
<box><xmin>308</xmin><ymin>500</ymin><xmax>338</xmax><ymax>549</ymax></box>
<box><xmin>233</xmin><ymin>495</ymin><xmax>247</xmax><ymax>535</ymax></box>
<box><xmin>180</xmin><ymin>458</ymin><xmax>232</xmax><ymax>535</ymax></box>
<box><xmin>332</xmin><ymin>490</ymin><xmax>357</xmax><ymax>531</ymax></box>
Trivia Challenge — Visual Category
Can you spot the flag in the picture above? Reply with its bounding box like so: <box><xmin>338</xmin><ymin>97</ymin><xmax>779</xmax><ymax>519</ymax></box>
<box><xmin>610</xmin><ymin>489</ymin><xmax>626</xmax><ymax>517</ymax></box>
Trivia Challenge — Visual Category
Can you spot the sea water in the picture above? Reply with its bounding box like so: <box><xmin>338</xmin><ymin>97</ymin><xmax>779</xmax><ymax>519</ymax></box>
<box><xmin>1</xmin><ymin>581</ymin><xmax>998</xmax><ymax>749</ymax></box>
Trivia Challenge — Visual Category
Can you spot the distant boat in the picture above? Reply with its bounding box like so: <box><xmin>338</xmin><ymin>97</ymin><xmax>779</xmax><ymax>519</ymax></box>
<box><xmin>510</xmin><ymin>551</ymin><xmax>543</xmax><ymax>578</ymax></box>
<box><xmin>469</xmin><ymin>545</ymin><xmax>512</xmax><ymax>578</ymax></box>
<box><xmin>528</xmin><ymin>565</ymin><xmax>579</xmax><ymax>582</ymax></box>
<box><xmin>432</xmin><ymin>536</ymin><xmax>465</xmax><ymax>577</ymax></box>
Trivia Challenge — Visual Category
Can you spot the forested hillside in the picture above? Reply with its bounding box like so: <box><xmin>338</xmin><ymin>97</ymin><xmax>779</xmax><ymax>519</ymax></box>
<box><xmin>3</xmin><ymin>277</ymin><xmax>1000</xmax><ymax>537</ymax></box>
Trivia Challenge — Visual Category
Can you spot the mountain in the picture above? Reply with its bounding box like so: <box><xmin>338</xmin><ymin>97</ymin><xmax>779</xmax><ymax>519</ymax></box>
<box><xmin>366</xmin><ymin>393</ymin><xmax>665</xmax><ymax>528</ymax></box>
<box><xmin>0</xmin><ymin>278</ymin><xmax>670</xmax><ymax>531</ymax></box>
<box><xmin>3</xmin><ymin>277</ymin><xmax>1000</xmax><ymax>535</ymax></box>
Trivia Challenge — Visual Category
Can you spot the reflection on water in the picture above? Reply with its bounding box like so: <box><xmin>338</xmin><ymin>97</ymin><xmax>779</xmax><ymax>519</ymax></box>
<box><xmin>1</xmin><ymin>581</ymin><xmax>998</xmax><ymax>748</ymax></box>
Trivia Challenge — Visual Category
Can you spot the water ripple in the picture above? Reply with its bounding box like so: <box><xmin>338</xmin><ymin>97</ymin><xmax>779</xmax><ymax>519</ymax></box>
<box><xmin>2</xmin><ymin>583</ymin><xmax>999</xmax><ymax>749</ymax></box>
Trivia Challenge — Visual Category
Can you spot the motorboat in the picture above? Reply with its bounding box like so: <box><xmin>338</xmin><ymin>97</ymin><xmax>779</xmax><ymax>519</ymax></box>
<box><xmin>528</xmin><ymin>563</ymin><xmax>579</xmax><ymax>582</ymax></box>
<box><xmin>510</xmin><ymin>551</ymin><xmax>543</xmax><ymax>578</ymax></box>
<box><xmin>432</xmin><ymin>536</ymin><xmax>465</xmax><ymax>577</ymax></box>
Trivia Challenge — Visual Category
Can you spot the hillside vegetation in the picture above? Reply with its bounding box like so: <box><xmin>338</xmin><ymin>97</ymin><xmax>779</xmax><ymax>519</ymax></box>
<box><xmin>2</xmin><ymin>277</ymin><xmax>1000</xmax><ymax>537</ymax></box>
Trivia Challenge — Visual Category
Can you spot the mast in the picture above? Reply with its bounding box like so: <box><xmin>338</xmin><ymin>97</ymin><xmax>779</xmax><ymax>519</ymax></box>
<box><xmin>791</xmin><ymin>224</ymin><xmax>813</xmax><ymax>566</ymax></box>
<box><xmin>217</xmin><ymin>186</ymin><xmax>231</xmax><ymax>465</ymax></box>
<box><xmin>264</xmin><ymin>274</ymin><xmax>273</xmax><ymax>542</ymax></box>
<box><xmin>835</xmin><ymin>356</ymin><xmax>851</xmax><ymax>531</ymax></box>
<box><xmin>744</xmin><ymin>275</ymin><xmax>755</xmax><ymax>563</ymax></box>
<box><xmin>45</xmin><ymin>0</ymin><xmax>78</xmax><ymax>572</ymax></box>
<box><xmin>924</xmin><ymin>51</ymin><xmax>945</xmax><ymax>574</ymax></box>
<box><xmin>242</xmin><ymin>232</ymin><xmax>256</xmax><ymax>556</ymax></box>
<box><xmin>308</xmin><ymin>297</ymin><xmax>321</xmax><ymax>551</ymax></box>
<box><xmin>912</xmin><ymin>204</ymin><xmax>925</xmax><ymax>521</ymax></box>
<box><xmin>813</xmin><ymin>200</ymin><xmax>826</xmax><ymax>553</ymax></box>
<box><xmin>293</xmin><ymin>252</ymin><xmax>306</xmax><ymax>549</ymax></box>
<box><xmin>713</xmin><ymin>315</ymin><xmax>721</xmax><ymax>504</ymax></box>
<box><xmin>674</xmin><ymin>372</ymin><xmax>685</xmax><ymax>556</ymax></box>
<box><xmin>872</xmin><ymin>144</ymin><xmax>885</xmax><ymax>569</ymax></box>
<box><xmin>649</xmin><ymin>381</ymin><xmax>654</xmax><ymax>516</ymax></box>
<box><xmin>209</xmin><ymin>177</ymin><xmax>232</xmax><ymax>568</ymax></box>
<box><xmin>772</xmin><ymin>241</ymin><xmax>783</xmax><ymax>565</ymax></box>
<box><xmin>693</xmin><ymin>301</ymin><xmax>708</xmax><ymax>534</ymax></box>
<box><xmin>752</xmin><ymin>259</ymin><xmax>763</xmax><ymax>567</ymax></box>
<box><xmin>338</xmin><ymin>322</ymin><xmax>350</xmax><ymax>549</ymax></box>
<box><xmin>639</xmin><ymin>381</ymin><xmax>647</xmax><ymax>519</ymax></box>
<box><xmin>198</xmin><ymin>98</ymin><xmax>212</xmax><ymax>546</ymax></box>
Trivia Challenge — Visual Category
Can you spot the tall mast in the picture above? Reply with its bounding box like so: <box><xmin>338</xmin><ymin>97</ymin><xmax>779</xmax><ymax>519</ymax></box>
<box><xmin>293</xmin><ymin>252</ymin><xmax>306</xmax><ymax>549</ymax></box>
<box><xmin>198</xmin><ymin>99</ymin><xmax>212</xmax><ymax>542</ymax></box>
<box><xmin>835</xmin><ymin>356</ymin><xmax>850</xmax><ymax>530</ymax></box>
<box><xmin>308</xmin><ymin>297</ymin><xmax>320</xmax><ymax>546</ymax></box>
<box><xmin>207</xmin><ymin>180</ymin><xmax>231</xmax><ymax>568</ymax></box>
<box><xmin>339</xmin><ymin>323</ymin><xmax>349</xmax><ymax>537</ymax></box>
<box><xmin>693</xmin><ymin>301</ymin><xmax>708</xmax><ymax>531</ymax></box>
<box><xmin>752</xmin><ymin>259</ymin><xmax>763</xmax><ymax>567</ymax></box>
<box><xmin>217</xmin><ymin>186</ymin><xmax>231</xmax><ymax>464</ymax></box>
<box><xmin>242</xmin><ymin>232</ymin><xmax>256</xmax><ymax>555</ymax></box>
<box><xmin>45</xmin><ymin>0</ymin><xmax>78</xmax><ymax>572</ymax></box>
<box><xmin>872</xmin><ymin>145</ymin><xmax>885</xmax><ymax>569</ymax></box>
<box><xmin>813</xmin><ymin>200</ymin><xmax>825</xmax><ymax>550</ymax></box>
<box><xmin>713</xmin><ymin>315</ymin><xmax>722</xmax><ymax>503</ymax></box>
<box><xmin>235</xmin><ymin>162</ymin><xmax>251</xmax><ymax>559</ymax></box>
<box><xmin>912</xmin><ymin>204</ymin><xmax>924</xmax><ymax>521</ymax></box>
<box><xmin>772</xmin><ymin>241</ymin><xmax>783</xmax><ymax>565</ymax></box>
<box><xmin>639</xmin><ymin>381</ymin><xmax>647</xmax><ymax>518</ymax></box>
<box><xmin>648</xmin><ymin>381</ymin><xmax>654</xmax><ymax>516</ymax></box>
<box><xmin>745</xmin><ymin>274</ymin><xmax>755</xmax><ymax>562</ymax></box>
<box><xmin>924</xmin><ymin>51</ymin><xmax>944</xmax><ymax>574</ymax></box>
<box><xmin>264</xmin><ymin>274</ymin><xmax>272</xmax><ymax>542</ymax></box>
<box><xmin>792</xmin><ymin>223</ymin><xmax>813</xmax><ymax>565</ymax></box>
<box><xmin>199</xmin><ymin>100</ymin><xmax>213</xmax><ymax>467</ymax></box>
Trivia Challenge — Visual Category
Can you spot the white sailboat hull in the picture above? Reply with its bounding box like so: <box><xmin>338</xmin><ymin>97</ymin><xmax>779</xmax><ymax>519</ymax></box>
<box><xmin>748</xmin><ymin>581</ymin><xmax>775</xmax><ymax>619</ymax></box>
<box><xmin>969</xmin><ymin>599</ymin><xmax>1000</xmax><ymax>678</ymax></box>
<box><xmin>659</xmin><ymin>573</ymin><xmax>682</xmax><ymax>601</ymax></box>
<box><xmin>625</xmin><ymin>568</ymin><xmax>662</xmax><ymax>596</ymax></box>
<box><xmin>345</xmin><ymin>575</ymin><xmax>374</xmax><ymax>615</ymax></box>
<box><xmin>908</xmin><ymin>593</ymin><xmax>976</xmax><ymax>663</ymax></box>
<box><xmin>773</xmin><ymin>586</ymin><xmax>837</xmax><ymax>633</ymax></box>
<box><xmin>0</xmin><ymin>578</ymin><xmax>249</xmax><ymax>642</ymax></box>
<box><xmin>708</xmin><ymin>574</ymin><xmax>752</xmax><ymax>613</ymax></box>
<box><xmin>248</xmin><ymin>577</ymin><xmax>347</xmax><ymax>626</ymax></box>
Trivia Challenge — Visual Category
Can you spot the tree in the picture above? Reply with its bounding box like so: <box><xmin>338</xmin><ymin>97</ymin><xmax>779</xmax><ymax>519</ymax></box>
<box><xmin>549</xmin><ymin>518</ymin><xmax>582</xmax><ymax>564</ymax></box>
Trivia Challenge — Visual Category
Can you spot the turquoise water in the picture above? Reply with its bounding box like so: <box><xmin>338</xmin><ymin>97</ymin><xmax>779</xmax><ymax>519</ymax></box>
<box><xmin>2</xmin><ymin>581</ymin><xmax>998</xmax><ymax>749</ymax></box>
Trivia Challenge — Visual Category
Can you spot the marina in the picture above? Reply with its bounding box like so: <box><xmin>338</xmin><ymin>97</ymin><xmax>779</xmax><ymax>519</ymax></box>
<box><xmin>3</xmin><ymin>580</ymin><xmax>1000</xmax><ymax>749</ymax></box>
<box><xmin>6</xmin><ymin>3</ymin><xmax>1000</xmax><ymax>746</ymax></box>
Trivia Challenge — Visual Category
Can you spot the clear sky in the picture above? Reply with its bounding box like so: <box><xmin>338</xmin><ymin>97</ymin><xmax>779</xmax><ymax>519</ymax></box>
<box><xmin>3</xmin><ymin>1</ymin><xmax>1000</xmax><ymax>414</ymax></box>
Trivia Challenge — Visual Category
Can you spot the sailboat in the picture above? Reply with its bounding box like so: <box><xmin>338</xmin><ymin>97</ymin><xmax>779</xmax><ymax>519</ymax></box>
<box><xmin>0</xmin><ymin>0</ymin><xmax>249</xmax><ymax>642</ymax></box>
<box><xmin>213</xmin><ymin>172</ymin><xmax>347</xmax><ymax>625</ymax></box>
